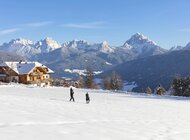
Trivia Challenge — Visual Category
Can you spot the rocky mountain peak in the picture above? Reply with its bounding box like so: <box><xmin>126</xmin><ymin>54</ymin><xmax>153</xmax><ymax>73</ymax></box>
<box><xmin>35</xmin><ymin>37</ymin><xmax>61</xmax><ymax>53</ymax></box>
<box><xmin>9</xmin><ymin>38</ymin><xmax>33</xmax><ymax>46</ymax></box>
<box><xmin>127</xmin><ymin>33</ymin><xmax>157</xmax><ymax>46</ymax></box>
<box><xmin>64</xmin><ymin>40</ymin><xmax>90</xmax><ymax>50</ymax></box>
<box><xmin>99</xmin><ymin>41</ymin><xmax>114</xmax><ymax>53</ymax></box>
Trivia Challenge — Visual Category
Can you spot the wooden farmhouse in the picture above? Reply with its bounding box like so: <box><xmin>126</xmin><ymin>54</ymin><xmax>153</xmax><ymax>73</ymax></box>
<box><xmin>0</xmin><ymin>61</ymin><xmax>54</xmax><ymax>86</ymax></box>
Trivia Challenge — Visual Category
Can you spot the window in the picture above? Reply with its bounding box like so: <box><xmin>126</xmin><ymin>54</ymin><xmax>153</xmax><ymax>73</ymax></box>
<box><xmin>30</xmin><ymin>77</ymin><xmax>33</xmax><ymax>81</ymax></box>
<box><xmin>37</xmin><ymin>75</ymin><xmax>40</xmax><ymax>79</ymax></box>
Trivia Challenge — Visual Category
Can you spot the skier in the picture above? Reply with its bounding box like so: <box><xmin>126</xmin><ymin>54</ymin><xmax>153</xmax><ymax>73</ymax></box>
<box><xmin>69</xmin><ymin>87</ymin><xmax>75</xmax><ymax>102</ymax></box>
<box><xmin>85</xmin><ymin>92</ymin><xmax>90</xmax><ymax>104</ymax></box>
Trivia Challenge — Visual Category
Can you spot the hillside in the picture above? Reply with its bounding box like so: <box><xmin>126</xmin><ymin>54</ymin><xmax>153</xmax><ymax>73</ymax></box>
<box><xmin>0</xmin><ymin>51</ymin><xmax>25</xmax><ymax>62</ymax></box>
<box><xmin>100</xmin><ymin>50</ymin><xmax>190</xmax><ymax>92</ymax></box>
<box><xmin>0</xmin><ymin>84</ymin><xmax>190</xmax><ymax>140</ymax></box>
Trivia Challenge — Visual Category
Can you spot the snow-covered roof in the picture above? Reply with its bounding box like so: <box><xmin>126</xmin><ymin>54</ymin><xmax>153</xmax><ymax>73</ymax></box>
<box><xmin>0</xmin><ymin>61</ymin><xmax>54</xmax><ymax>75</ymax></box>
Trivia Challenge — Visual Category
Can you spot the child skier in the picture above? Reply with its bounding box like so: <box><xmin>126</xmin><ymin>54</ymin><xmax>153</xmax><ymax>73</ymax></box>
<box><xmin>85</xmin><ymin>92</ymin><xmax>90</xmax><ymax>104</ymax></box>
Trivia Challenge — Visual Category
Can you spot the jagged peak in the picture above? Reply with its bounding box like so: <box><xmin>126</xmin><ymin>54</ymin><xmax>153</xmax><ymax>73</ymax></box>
<box><xmin>64</xmin><ymin>39</ymin><xmax>90</xmax><ymax>48</ymax></box>
<box><xmin>36</xmin><ymin>37</ymin><xmax>61</xmax><ymax>48</ymax></box>
<box><xmin>102</xmin><ymin>40</ymin><xmax>108</xmax><ymax>45</ymax></box>
<box><xmin>69</xmin><ymin>39</ymin><xmax>89</xmax><ymax>44</ymax></box>
<box><xmin>101</xmin><ymin>41</ymin><xmax>111</xmax><ymax>49</ymax></box>
<box><xmin>127</xmin><ymin>33</ymin><xmax>157</xmax><ymax>46</ymax></box>
<box><xmin>100</xmin><ymin>41</ymin><xmax>114</xmax><ymax>53</ymax></box>
<box><xmin>9</xmin><ymin>38</ymin><xmax>33</xmax><ymax>45</ymax></box>
<box><xmin>101</xmin><ymin>41</ymin><xmax>109</xmax><ymax>49</ymax></box>
<box><xmin>44</xmin><ymin>37</ymin><xmax>53</xmax><ymax>40</ymax></box>
<box><xmin>133</xmin><ymin>32</ymin><xmax>148</xmax><ymax>40</ymax></box>
<box><xmin>40</xmin><ymin>37</ymin><xmax>58</xmax><ymax>43</ymax></box>
<box><xmin>130</xmin><ymin>33</ymin><xmax>148</xmax><ymax>41</ymax></box>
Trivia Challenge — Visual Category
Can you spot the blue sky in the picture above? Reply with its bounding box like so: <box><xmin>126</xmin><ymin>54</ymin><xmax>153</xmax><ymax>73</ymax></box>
<box><xmin>0</xmin><ymin>0</ymin><xmax>190</xmax><ymax>48</ymax></box>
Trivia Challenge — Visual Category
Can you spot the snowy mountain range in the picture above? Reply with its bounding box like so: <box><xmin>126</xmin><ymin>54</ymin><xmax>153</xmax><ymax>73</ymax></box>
<box><xmin>0</xmin><ymin>37</ymin><xmax>61</xmax><ymax>58</ymax></box>
<box><xmin>0</xmin><ymin>33</ymin><xmax>183</xmax><ymax>78</ymax></box>
<box><xmin>0</xmin><ymin>33</ymin><xmax>166</xmax><ymax>57</ymax></box>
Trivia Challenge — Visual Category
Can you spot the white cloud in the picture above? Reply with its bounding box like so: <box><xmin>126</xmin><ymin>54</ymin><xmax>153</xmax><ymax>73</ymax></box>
<box><xmin>0</xmin><ymin>21</ymin><xmax>53</xmax><ymax>36</ymax></box>
<box><xmin>0</xmin><ymin>28</ymin><xmax>20</xmax><ymax>35</ymax></box>
<box><xmin>24</xmin><ymin>21</ymin><xmax>53</xmax><ymax>27</ymax></box>
<box><xmin>62</xmin><ymin>21</ymin><xmax>106</xmax><ymax>29</ymax></box>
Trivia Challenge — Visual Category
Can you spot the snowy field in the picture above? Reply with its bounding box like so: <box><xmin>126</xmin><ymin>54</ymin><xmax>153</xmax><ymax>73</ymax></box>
<box><xmin>0</xmin><ymin>85</ymin><xmax>190</xmax><ymax>140</ymax></box>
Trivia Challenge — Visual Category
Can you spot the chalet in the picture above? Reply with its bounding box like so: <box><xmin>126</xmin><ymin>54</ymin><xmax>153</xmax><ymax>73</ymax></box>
<box><xmin>0</xmin><ymin>61</ymin><xmax>54</xmax><ymax>86</ymax></box>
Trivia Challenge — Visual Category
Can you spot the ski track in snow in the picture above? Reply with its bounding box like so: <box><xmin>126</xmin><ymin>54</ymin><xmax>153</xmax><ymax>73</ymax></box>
<box><xmin>0</xmin><ymin>85</ymin><xmax>190</xmax><ymax>140</ymax></box>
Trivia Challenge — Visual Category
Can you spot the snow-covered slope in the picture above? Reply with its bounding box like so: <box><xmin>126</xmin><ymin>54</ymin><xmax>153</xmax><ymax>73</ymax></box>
<box><xmin>0</xmin><ymin>85</ymin><xmax>190</xmax><ymax>140</ymax></box>
<box><xmin>0</xmin><ymin>51</ymin><xmax>25</xmax><ymax>62</ymax></box>
<box><xmin>183</xmin><ymin>42</ymin><xmax>190</xmax><ymax>50</ymax></box>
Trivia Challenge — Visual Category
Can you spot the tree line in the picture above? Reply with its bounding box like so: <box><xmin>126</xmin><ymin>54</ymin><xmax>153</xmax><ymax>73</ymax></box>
<box><xmin>81</xmin><ymin>69</ymin><xmax>190</xmax><ymax>97</ymax></box>
<box><xmin>145</xmin><ymin>77</ymin><xmax>190</xmax><ymax>97</ymax></box>
<box><xmin>53</xmin><ymin>68</ymin><xmax>190</xmax><ymax>97</ymax></box>
<box><xmin>77</xmin><ymin>68</ymin><xmax>123</xmax><ymax>91</ymax></box>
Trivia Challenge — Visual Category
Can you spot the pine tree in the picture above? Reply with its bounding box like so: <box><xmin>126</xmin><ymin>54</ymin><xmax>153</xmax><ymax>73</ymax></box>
<box><xmin>77</xmin><ymin>76</ymin><xmax>85</xmax><ymax>88</ymax></box>
<box><xmin>84</xmin><ymin>68</ymin><xmax>96</xmax><ymax>89</ymax></box>
<box><xmin>146</xmin><ymin>87</ymin><xmax>152</xmax><ymax>95</ymax></box>
<box><xmin>109</xmin><ymin>71</ymin><xmax>123</xmax><ymax>90</ymax></box>
<box><xmin>156</xmin><ymin>84</ymin><xmax>165</xmax><ymax>95</ymax></box>
<box><xmin>172</xmin><ymin>77</ymin><xmax>190</xmax><ymax>97</ymax></box>
<box><xmin>103</xmin><ymin>76</ymin><xmax>111</xmax><ymax>90</ymax></box>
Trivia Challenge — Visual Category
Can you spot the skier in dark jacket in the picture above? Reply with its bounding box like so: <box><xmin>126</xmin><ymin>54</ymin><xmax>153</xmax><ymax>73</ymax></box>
<box><xmin>85</xmin><ymin>92</ymin><xmax>90</xmax><ymax>104</ymax></box>
<box><xmin>69</xmin><ymin>87</ymin><xmax>75</xmax><ymax>102</ymax></box>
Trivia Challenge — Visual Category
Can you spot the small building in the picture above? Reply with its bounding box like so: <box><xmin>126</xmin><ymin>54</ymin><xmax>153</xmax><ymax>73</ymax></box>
<box><xmin>0</xmin><ymin>61</ymin><xmax>54</xmax><ymax>86</ymax></box>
